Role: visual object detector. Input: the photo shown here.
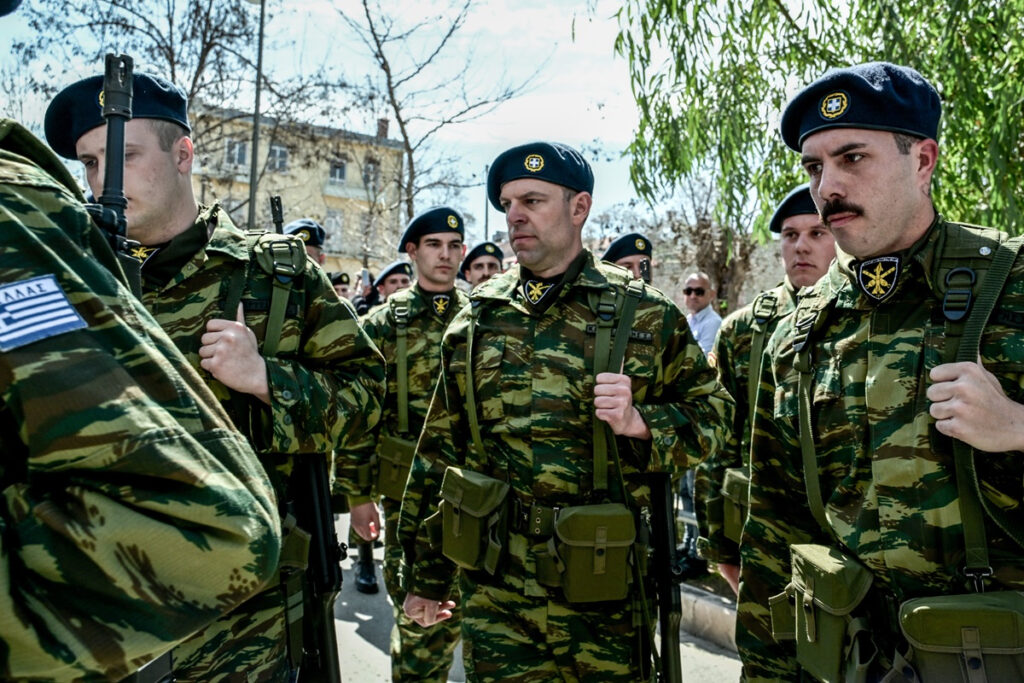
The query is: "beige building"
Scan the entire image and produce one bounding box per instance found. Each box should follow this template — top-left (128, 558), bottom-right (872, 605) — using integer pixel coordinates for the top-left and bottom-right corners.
top-left (191, 108), bottom-right (405, 278)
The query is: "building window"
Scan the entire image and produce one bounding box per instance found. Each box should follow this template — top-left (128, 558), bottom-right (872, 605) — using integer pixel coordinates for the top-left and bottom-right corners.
top-left (329, 160), bottom-right (347, 184)
top-left (362, 157), bottom-right (380, 189)
top-left (225, 139), bottom-right (247, 168)
top-left (268, 144), bottom-right (289, 172)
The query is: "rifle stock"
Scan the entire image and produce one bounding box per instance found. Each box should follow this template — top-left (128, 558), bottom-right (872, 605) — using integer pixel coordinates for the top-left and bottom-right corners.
top-left (649, 471), bottom-right (683, 683)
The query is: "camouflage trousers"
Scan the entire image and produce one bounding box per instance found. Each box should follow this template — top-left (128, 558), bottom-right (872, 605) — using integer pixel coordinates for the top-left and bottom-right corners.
top-left (171, 584), bottom-right (291, 682)
top-left (458, 532), bottom-right (645, 683)
top-left (382, 497), bottom-right (461, 682)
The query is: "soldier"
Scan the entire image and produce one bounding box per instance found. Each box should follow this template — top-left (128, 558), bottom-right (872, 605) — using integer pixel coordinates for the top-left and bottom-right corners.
top-left (45, 71), bottom-right (386, 682)
top-left (0, 42), bottom-right (280, 681)
top-left (601, 231), bottom-right (652, 282)
top-left (400, 141), bottom-right (731, 681)
top-left (682, 271), bottom-right (721, 355)
top-left (338, 206), bottom-right (468, 681)
top-left (739, 62), bottom-right (1024, 681)
top-left (375, 259), bottom-right (414, 301)
top-left (459, 240), bottom-right (504, 287)
top-left (285, 217), bottom-right (328, 266)
top-left (331, 271), bottom-right (351, 299)
top-left (695, 184), bottom-right (835, 595)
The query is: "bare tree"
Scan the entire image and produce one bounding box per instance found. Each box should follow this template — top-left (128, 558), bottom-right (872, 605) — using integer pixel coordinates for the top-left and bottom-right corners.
top-left (335, 0), bottom-right (543, 222)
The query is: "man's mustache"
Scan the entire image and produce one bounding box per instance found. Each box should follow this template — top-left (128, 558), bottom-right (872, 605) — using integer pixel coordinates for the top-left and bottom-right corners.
top-left (820, 199), bottom-right (864, 226)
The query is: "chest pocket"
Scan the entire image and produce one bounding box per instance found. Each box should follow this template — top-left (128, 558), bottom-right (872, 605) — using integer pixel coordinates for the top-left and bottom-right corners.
top-left (452, 335), bottom-right (506, 422)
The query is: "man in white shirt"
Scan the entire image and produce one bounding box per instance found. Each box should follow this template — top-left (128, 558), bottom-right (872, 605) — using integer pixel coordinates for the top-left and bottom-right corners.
top-left (684, 271), bottom-right (722, 355)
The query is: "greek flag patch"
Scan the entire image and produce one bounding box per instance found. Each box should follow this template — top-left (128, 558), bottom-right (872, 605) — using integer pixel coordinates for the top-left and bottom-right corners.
top-left (0, 275), bottom-right (87, 351)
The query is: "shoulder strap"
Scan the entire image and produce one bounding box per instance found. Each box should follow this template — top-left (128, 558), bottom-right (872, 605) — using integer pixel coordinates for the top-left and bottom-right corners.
top-left (248, 231), bottom-right (307, 358)
top-left (464, 301), bottom-right (488, 462)
top-left (390, 296), bottom-right (411, 435)
top-left (746, 290), bottom-right (781, 412)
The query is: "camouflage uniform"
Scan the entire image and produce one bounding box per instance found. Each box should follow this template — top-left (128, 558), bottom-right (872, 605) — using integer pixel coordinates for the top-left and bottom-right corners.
top-left (400, 251), bottom-right (731, 682)
top-left (138, 204), bottom-right (386, 682)
top-left (695, 279), bottom-right (796, 566)
top-left (738, 219), bottom-right (1024, 680)
top-left (336, 283), bottom-right (467, 681)
top-left (0, 119), bottom-right (281, 680)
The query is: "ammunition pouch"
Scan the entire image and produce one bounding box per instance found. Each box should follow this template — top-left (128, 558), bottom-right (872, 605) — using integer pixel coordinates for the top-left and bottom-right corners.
top-left (896, 591), bottom-right (1024, 682)
top-left (722, 466), bottom-right (749, 544)
top-left (438, 466), bottom-right (509, 574)
top-left (770, 543), bottom-right (876, 682)
top-left (375, 434), bottom-right (416, 501)
top-left (539, 503), bottom-right (637, 603)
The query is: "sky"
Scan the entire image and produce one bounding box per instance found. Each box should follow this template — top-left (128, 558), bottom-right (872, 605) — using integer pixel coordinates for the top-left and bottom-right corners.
top-left (0, 0), bottom-right (646, 243)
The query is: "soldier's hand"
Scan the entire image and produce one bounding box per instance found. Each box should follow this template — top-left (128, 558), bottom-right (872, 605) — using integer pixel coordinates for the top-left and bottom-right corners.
top-left (350, 501), bottom-right (381, 541)
top-left (403, 593), bottom-right (455, 628)
top-left (199, 304), bottom-right (271, 404)
top-left (594, 372), bottom-right (651, 439)
top-left (927, 357), bottom-right (1024, 451)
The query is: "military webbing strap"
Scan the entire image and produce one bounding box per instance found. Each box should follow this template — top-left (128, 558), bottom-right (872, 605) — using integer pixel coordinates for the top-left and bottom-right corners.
top-left (949, 235), bottom-right (1024, 588)
top-left (390, 298), bottom-right (411, 435)
top-left (592, 279), bottom-right (644, 496)
top-left (747, 291), bottom-right (780, 413)
top-left (464, 302), bottom-right (488, 462)
top-left (256, 235), bottom-right (306, 357)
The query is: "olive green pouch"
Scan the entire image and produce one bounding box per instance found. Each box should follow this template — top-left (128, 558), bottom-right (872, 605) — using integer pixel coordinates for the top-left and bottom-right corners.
top-left (375, 434), bottom-right (416, 501)
top-left (439, 466), bottom-right (509, 574)
top-left (898, 591), bottom-right (1024, 682)
top-left (722, 467), bottom-right (749, 544)
top-left (550, 503), bottom-right (636, 603)
top-left (772, 543), bottom-right (875, 683)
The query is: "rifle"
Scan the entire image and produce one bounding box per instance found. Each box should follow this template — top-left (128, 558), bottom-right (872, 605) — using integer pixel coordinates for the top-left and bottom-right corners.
top-left (84, 53), bottom-right (144, 297)
top-left (291, 453), bottom-right (345, 683)
top-left (648, 471), bottom-right (683, 683)
top-left (270, 195), bottom-right (284, 234)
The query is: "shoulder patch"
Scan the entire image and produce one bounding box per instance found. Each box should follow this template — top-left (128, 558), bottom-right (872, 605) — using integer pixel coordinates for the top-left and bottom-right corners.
top-left (0, 275), bottom-right (87, 351)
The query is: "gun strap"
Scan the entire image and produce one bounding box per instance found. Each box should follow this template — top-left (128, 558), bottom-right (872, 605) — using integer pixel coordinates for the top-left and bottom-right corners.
top-left (464, 301), bottom-right (488, 461)
top-left (390, 297), bottom-right (411, 434)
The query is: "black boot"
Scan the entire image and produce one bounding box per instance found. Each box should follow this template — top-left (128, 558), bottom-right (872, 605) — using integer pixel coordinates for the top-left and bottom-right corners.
top-left (353, 542), bottom-right (378, 594)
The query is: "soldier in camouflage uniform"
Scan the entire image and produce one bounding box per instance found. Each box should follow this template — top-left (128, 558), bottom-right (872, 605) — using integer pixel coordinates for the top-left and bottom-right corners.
top-left (337, 207), bottom-right (468, 681)
top-left (695, 184), bottom-right (834, 595)
top-left (459, 241), bottom-right (504, 288)
top-left (45, 72), bottom-right (386, 682)
top-left (400, 142), bottom-right (731, 682)
top-left (739, 62), bottom-right (1024, 680)
top-left (0, 110), bottom-right (281, 678)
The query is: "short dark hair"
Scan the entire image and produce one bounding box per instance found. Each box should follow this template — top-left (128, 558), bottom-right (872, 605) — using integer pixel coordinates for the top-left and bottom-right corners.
top-left (148, 119), bottom-right (189, 152)
top-left (892, 131), bottom-right (923, 155)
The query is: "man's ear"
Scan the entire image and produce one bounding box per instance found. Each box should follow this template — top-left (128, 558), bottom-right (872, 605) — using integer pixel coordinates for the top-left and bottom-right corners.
top-left (176, 136), bottom-right (195, 174)
top-left (571, 191), bottom-right (592, 228)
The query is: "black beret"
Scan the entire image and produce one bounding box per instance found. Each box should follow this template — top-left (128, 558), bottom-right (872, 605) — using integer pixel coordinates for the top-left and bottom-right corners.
top-left (769, 184), bottom-right (818, 233)
top-left (602, 232), bottom-right (652, 263)
top-left (373, 260), bottom-right (413, 288)
top-left (780, 62), bottom-right (940, 151)
top-left (284, 218), bottom-right (326, 247)
top-left (487, 141), bottom-right (594, 211)
top-left (0, 0), bottom-right (22, 18)
top-left (460, 241), bottom-right (504, 275)
top-left (45, 72), bottom-right (191, 159)
top-left (330, 272), bottom-right (350, 286)
top-left (398, 206), bottom-right (465, 253)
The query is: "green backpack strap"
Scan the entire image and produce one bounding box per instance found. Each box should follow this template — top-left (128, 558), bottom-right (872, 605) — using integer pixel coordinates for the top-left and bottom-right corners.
top-left (464, 301), bottom-right (489, 463)
top-left (248, 231), bottom-right (308, 357)
top-left (390, 297), bottom-right (411, 435)
top-left (747, 290), bottom-right (781, 412)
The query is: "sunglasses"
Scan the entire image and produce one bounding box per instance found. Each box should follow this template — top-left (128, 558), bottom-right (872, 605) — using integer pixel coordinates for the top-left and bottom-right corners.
top-left (683, 287), bottom-right (706, 296)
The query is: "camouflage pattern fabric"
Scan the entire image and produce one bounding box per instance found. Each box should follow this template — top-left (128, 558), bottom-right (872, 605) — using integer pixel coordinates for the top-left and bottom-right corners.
top-left (336, 283), bottom-right (466, 681)
top-left (0, 118), bottom-right (281, 681)
top-left (695, 280), bottom-right (796, 566)
top-left (400, 251), bottom-right (732, 680)
top-left (738, 218), bottom-right (1024, 681)
top-left (139, 204), bottom-right (385, 682)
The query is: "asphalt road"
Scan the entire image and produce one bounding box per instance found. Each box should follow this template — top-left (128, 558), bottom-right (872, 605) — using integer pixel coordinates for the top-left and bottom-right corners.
top-left (331, 517), bottom-right (742, 682)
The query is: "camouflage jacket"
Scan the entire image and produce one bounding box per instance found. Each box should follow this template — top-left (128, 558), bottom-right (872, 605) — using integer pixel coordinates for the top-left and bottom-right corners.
top-left (139, 205), bottom-right (386, 494)
top-left (738, 218), bottom-right (1024, 681)
top-left (0, 120), bottom-right (280, 680)
top-left (696, 279), bottom-right (797, 565)
top-left (334, 283), bottom-right (469, 504)
top-left (400, 250), bottom-right (732, 600)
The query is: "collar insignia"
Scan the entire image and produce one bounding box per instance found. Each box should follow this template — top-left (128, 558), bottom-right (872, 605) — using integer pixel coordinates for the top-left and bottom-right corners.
top-left (129, 244), bottom-right (161, 263)
top-left (431, 294), bottom-right (451, 316)
top-left (523, 279), bottom-right (554, 305)
top-left (857, 255), bottom-right (900, 301)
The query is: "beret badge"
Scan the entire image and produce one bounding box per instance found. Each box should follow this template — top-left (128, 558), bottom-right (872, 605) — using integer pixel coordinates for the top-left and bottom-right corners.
top-left (819, 91), bottom-right (849, 120)
top-left (447, 214), bottom-right (459, 228)
top-left (524, 154), bottom-right (544, 172)
top-left (635, 238), bottom-right (646, 251)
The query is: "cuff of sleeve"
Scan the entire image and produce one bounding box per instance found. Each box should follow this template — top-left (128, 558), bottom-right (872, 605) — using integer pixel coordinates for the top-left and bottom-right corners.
top-left (348, 494), bottom-right (375, 507)
top-left (635, 403), bottom-right (686, 471)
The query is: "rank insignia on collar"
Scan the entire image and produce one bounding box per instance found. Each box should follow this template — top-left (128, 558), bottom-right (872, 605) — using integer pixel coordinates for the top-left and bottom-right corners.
top-left (431, 294), bottom-right (451, 316)
top-left (523, 279), bottom-right (553, 305)
top-left (857, 255), bottom-right (900, 301)
top-left (129, 244), bottom-right (161, 263)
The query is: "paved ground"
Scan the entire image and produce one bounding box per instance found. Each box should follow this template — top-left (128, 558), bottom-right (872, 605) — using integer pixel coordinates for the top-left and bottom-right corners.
top-left (331, 517), bottom-right (741, 682)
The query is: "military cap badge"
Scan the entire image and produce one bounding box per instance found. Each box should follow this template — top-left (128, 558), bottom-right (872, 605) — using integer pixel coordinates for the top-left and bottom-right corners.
top-left (447, 214), bottom-right (459, 228)
top-left (635, 238), bottom-right (646, 251)
top-left (524, 154), bottom-right (545, 172)
top-left (857, 255), bottom-right (900, 301)
top-left (485, 244), bottom-right (496, 254)
top-left (819, 91), bottom-right (849, 120)
top-left (296, 229), bottom-right (312, 243)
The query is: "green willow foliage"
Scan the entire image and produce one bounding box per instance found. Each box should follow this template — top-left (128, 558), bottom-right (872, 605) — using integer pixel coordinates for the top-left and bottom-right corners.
top-left (615, 0), bottom-right (1024, 238)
